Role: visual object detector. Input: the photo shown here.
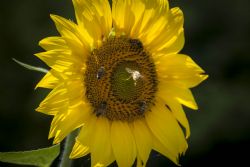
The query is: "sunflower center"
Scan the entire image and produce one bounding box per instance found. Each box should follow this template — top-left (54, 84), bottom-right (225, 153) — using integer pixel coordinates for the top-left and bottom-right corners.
top-left (111, 61), bottom-right (143, 102)
top-left (85, 37), bottom-right (157, 121)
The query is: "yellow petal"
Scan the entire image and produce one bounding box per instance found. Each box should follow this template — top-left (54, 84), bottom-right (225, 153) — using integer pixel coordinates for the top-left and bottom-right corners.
top-left (34, 49), bottom-right (74, 73)
top-left (136, 11), bottom-right (168, 48)
top-left (144, 0), bottom-right (169, 11)
top-left (70, 115), bottom-right (96, 158)
top-left (136, 156), bottom-right (144, 167)
top-left (39, 36), bottom-right (67, 51)
top-left (50, 14), bottom-right (83, 43)
top-left (152, 136), bottom-right (179, 165)
top-left (112, 0), bottom-right (145, 36)
top-left (36, 83), bottom-right (68, 115)
top-left (61, 36), bottom-right (87, 63)
top-left (70, 140), bottom-right (90, 159)
top-left (48, 113), bottom-right (64, 139)
top-left (112, 0), bottom-right (169, 38)
top-left (50, 102), bottom-right (92, 144)
top-left (35, 70), bottom-right (59, 89)
top-left (65, 78), bottom-right (85, 106)
top-left (90, 117), bottom-right (114, 167)
top-left (145, 98), bottom-right (188, 164)
top-left (158, 83), bottom-right (198, 110)
top-left (131, 8), bottom-right (155, 38)
top-left (48, 14), bottom-right (91, 65)
top-left (50, 14), bottom-right (92, 51)
top-left (156, 54), bottom-right (208, 89)
top-left (39, 17), bottom-right (90, 64)
top-left (127, 1), bottom-right (183, 56)
top-left (112, 0), bottom-right (132, 35)
top-left (139, 16), bottom-right (167, 45)
top-left (111, 121), bottom-right (136, 167)
top-left (163, 97), bottom-right (190, 138)
top-left (148, 7), bottom-right (184, 55)
top-left (48, 78), bottom-right (91, 143)
top-left (132, 120), bottom-right (152, 167)
top-left (73, 0), bottom-right (112, 45)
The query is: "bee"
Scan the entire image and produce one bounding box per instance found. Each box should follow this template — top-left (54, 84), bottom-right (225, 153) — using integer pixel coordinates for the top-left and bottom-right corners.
top-left (129, 39), bottom-right (143, 49)
top-left (138, 100), bottom-right (147, 114)
top-left (97, 66), bottom-right (105, 79)
top-left (125, 67), bottom-right (144, 86)
top-left (95, 101), bottom-right (107, 117)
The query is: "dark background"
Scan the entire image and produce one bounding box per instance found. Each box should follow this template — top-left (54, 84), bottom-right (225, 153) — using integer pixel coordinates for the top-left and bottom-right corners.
top-left (0, 0), bottom-right (249, 166)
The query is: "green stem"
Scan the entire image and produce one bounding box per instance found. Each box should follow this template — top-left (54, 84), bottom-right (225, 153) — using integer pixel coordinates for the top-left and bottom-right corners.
top-left (12, 58), bottom-right (48, 73)
top-left (59, 130), bottom-right (78, 167)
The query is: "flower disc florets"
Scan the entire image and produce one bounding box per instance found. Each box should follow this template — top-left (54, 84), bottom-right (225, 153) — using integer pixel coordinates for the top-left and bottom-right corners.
top-left (85, 37), bottom-right (157, 121)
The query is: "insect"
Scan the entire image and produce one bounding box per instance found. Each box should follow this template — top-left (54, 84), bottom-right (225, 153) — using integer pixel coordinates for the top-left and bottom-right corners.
top-left (97, 66), bottom-right (105, 79)
top-left (125, 67), bottom-right (144, 86)
top-left (129, 39), bottom-right (143, 49)
top-left (138, 100), bottom-right (147, 114)
top-left (95, 101), bottom-right (107, 117)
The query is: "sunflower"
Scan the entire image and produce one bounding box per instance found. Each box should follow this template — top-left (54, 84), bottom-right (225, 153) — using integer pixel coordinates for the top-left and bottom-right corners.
top-left (35, 0), bottom-right (207, 166)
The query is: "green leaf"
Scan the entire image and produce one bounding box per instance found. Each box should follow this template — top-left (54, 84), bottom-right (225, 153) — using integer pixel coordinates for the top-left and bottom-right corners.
top-left (0, 144), bottom-right (60, 167)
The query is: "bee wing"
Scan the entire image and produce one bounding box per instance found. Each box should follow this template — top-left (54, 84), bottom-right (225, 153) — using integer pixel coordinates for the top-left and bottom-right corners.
top-left (125, 67), bottom-right (134, 74)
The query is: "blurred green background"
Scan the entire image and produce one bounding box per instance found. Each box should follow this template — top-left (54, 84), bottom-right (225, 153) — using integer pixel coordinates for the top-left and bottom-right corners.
top-left (0, 0), bottom-right (249, 166)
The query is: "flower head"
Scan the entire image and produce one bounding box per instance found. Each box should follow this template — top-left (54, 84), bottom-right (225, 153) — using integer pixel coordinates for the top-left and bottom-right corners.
top-left (35, 0), bottom-right (207, 166)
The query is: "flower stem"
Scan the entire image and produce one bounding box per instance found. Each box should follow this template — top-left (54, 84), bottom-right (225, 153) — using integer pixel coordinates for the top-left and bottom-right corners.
top-left (59, 130), bottom-right (78, 167)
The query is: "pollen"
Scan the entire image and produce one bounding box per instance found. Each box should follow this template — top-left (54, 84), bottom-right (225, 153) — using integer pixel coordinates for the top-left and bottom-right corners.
top-left (84, 37), bottom-right (158, 121)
